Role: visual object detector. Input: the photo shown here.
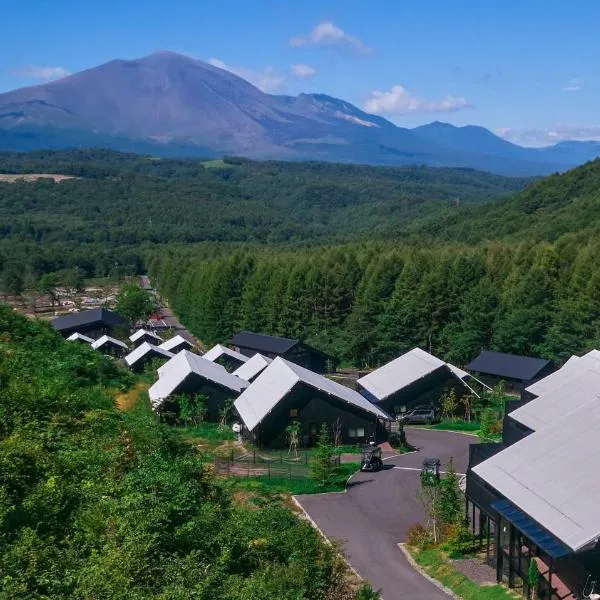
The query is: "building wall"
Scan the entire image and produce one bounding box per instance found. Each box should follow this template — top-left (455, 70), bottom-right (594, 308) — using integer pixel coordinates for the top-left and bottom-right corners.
top-left (367, 368), bottom-right (467, 417)
top-left (235, 344), bottom-right (331, 373)
top-left (243, 384), bottom-right (386, 448)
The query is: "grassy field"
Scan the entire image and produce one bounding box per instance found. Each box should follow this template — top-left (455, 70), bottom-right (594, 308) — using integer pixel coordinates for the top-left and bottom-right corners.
top-left (410, 547), bottom-right (520, 600)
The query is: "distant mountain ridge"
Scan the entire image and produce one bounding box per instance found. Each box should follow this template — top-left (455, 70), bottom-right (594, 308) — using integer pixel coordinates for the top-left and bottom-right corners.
top-left (1, 51), bottom-right (599, 176)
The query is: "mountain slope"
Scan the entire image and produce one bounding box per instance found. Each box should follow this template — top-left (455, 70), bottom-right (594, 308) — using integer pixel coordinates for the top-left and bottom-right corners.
top-left (409, 158), bottom-right (600, 243)
top-left (0, 52), bottom-right (598, 175)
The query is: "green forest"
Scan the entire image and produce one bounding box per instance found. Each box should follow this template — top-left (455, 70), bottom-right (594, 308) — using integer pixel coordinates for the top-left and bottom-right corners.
top-left (0, 149), bottom-right (528, 290)
top-left (0, 305), bottom-right (369, 599)
top-left (1, 149), bottom-right (600, 368)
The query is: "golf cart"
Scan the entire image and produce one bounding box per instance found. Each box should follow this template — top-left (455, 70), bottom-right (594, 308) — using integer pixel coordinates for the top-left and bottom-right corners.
top-left (360, 444), bottom-right (383, 472)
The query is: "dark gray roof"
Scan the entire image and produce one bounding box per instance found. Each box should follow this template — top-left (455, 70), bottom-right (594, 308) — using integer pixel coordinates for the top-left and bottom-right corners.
top-left (466, 350), bottom-right (551, 382)
top-left (231, 331), bottom-right (300, 355)
top-left (51, 308), bottom-right (127, 333)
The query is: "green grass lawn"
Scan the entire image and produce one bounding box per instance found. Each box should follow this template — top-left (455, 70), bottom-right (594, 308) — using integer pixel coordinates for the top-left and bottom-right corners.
top-left (410, 547), bottom-right (519, 599)
top-left (227, 462), bottom-right (361, 495)
top-left (172, 422), bottom-right (236, 456)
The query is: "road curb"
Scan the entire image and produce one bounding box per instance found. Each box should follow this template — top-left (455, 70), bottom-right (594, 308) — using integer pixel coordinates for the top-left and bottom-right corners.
top-left (397, 544), bottom-right (457, 599)
top-left (407, 426), bottom-right (479, 438)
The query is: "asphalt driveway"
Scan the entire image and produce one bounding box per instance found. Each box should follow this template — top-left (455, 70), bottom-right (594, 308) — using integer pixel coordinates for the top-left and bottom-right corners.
top-left (295, 428), bottom-right (476, 600)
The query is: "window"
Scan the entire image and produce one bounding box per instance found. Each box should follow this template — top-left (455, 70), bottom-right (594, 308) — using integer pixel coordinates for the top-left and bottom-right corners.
top-left (348, 428), bottom-right (357, 438)
top-left (356, 427), bottom-right (365, 438)
top-left (289, 408), bottom-right (298, 417)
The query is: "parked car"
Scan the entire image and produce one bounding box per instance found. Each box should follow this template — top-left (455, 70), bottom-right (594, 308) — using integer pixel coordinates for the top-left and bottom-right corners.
top-left (400, 407), bottom-right (438, 425)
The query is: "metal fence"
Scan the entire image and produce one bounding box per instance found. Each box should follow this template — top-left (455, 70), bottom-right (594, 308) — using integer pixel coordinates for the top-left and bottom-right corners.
top-left (214, 449), bottom-right (340, 480)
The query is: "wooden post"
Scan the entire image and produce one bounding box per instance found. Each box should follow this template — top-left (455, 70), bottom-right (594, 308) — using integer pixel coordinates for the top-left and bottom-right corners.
top-left (472, 503), bottom-right (476, 535)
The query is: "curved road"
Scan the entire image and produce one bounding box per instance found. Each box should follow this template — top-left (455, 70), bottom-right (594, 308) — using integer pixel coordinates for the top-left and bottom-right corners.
top-left (295, 428), bottom-right (476, 600)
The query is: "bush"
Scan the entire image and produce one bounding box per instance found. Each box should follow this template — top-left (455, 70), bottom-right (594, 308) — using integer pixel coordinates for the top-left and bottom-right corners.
top-left (407, 523), bottom-right (432, 550)
top-left (442, 522), bottom-right (479, 558)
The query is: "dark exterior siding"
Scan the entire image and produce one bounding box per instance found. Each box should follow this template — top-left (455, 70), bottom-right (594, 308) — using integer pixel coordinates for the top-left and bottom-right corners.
top-left (241, 382), bottom-right (387, 448)
top-left (365, 367), bottom-right (468, 417)
top-left (235, 343), bottom-right (330, 373)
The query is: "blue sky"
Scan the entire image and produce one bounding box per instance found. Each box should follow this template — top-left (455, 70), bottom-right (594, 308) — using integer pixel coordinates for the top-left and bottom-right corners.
top-left (2, 0), bottom-right (599, 146)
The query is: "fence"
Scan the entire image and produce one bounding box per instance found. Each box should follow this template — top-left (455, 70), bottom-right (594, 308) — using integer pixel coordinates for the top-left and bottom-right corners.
top-left (214, 449), bottom-right (340, 480)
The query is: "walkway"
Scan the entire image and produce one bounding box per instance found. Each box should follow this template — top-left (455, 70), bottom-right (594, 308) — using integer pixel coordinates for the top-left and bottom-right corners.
top-left (295, 428), bottom-right (476, 600)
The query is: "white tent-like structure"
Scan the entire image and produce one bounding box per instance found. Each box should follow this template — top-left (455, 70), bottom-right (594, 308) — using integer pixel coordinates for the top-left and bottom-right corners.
top-left (149, 350), bottom-right (248, 410)
top-left (125, 342), bottom-right (174, 371)
top-left (234, 357), bottom-right (391, 446)
top-left (474, 398), bottom-right (600, 554)
top-left (66, 332), bottom-right (94, 344)
top-left (524, 349), bottom-right (600, 398)
top-left (129, 328), bottom-right (163, 346)
top-left (509, 367), bottom-right (600, 432)
top-left (203, 344), bottom-right (248, 367)
top-left (232, 353), bottom-right (272, 382)
top-left (91, 335), bottom-right (128, 356)
top-left (158, 335), bottom-right (195, 354)
top-left (356, 348), bottom-right (481, 414)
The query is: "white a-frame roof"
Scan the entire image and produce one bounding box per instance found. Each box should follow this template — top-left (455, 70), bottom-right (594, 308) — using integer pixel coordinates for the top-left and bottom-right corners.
top-left (203, 344), bottom-right (248, 364)
top-left (149, 350), bottom-right (248, 408)
top-left (129, 328), bottom-right (163, 344)
top-left (357, 347), bottom-right (471, 402)
top-left (474, 398), bottom-right (600, 553)
top-left (67, 332), bottom-right (94, 343)
top-left (510, 367), bottom-right (600, 432)
top-left (524, 349), bottom-right (600, 398)
top-left (125, 342), bottom-right (174, 368)
top-left (158, 334), bottom-right (194, 353)
top-left (233, 353), bottom-right (272, 381)
top-left (91, 335), bottom-right (128, 351)
top-left (235, 357), bottom-right (392, 433)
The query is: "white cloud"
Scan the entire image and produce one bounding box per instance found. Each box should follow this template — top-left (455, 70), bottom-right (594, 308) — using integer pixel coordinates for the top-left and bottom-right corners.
top-left (364, 84), bottom-right (470, 116)
top-left (289, 21), bottom-right (372, 55)
top-left (208, 58), bottom-right (285, 93)
top-left (562, 77), bottom-right (583, 92)
top-left (291, 63), bottom-right (316, 79)
top-left (11, 65), bottom-right (70, 80)
top-left (496, 125), bottom-right (600, 147)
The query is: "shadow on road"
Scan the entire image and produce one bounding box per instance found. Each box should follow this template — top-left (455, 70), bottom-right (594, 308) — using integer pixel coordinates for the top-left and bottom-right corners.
top-left (346, 478), bottom-right (374, 489)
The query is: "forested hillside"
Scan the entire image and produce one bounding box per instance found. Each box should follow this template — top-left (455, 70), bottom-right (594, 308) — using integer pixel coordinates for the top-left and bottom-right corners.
top-left (0, 149), bottom-right (529, 288)
top-left (0, 306), bottom-right (363, 599)
top-left (149, 236), bottom-right (600, 367)
top-left (410, 158), bottom-right (600, 243)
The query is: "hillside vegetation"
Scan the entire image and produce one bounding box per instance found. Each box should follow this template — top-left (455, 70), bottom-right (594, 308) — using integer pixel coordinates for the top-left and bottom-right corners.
top-left (0, 149), bottom-right (529, 287)
top-left (0, 306), bottom-right (362, 599)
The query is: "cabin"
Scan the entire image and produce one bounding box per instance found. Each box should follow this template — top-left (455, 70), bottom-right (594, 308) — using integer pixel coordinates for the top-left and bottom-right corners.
top-left (52, 308), bottom-right (128, 339)
top-left (356, 348), bottom-right (478, 418)
top-left (125, 342), bottom-right (173, 372)
top-left (232, 353), bottom-right (272, 382)
top-left (90, 335), bottom-right (129, 358)
top-left (158, 334), bottom-right (195, 354)
top-left (466, 350), bottom-right (552, 393)
top-left (203, 344), bottom-right (248, 372)
top-left (234, 357), bottom-right (391, 448)
top-left (129, 328), bottom-right (163, 347)
top-left (231, 331), bottom-right (335, 374)
top-left (465, 351), bottom-right (600, 599)
top-left (149, 351), bottom-right (248, 421)
top-left (66, 332), bottom-right (94, 344)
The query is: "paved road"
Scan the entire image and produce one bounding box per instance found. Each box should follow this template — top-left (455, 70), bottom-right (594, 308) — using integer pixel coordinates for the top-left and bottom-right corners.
top-left (140, 276), bottom-right (205, 349)
top-left (295, 428), bottom-right (476, 600)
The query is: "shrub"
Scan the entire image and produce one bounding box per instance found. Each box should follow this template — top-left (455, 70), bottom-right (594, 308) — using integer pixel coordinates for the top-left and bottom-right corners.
top-left (407, 523), bottom-right (432, 549)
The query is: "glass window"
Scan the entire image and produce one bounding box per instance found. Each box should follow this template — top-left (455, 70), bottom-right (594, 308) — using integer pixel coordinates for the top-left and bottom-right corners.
top-left (289, 409), bottom-right (298, 417)
top-left (356, 427), bottom-right (365, 437)
top-left (348, 428), bottom-right (357, 438)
